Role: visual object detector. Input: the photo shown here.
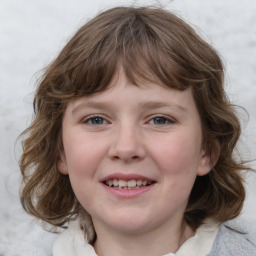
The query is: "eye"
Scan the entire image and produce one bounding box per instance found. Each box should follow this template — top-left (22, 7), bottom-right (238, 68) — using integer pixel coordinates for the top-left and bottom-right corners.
top-left (83, 116), bottom-right (108, 125)
top-left (149, 116), bottom-right (175, 125)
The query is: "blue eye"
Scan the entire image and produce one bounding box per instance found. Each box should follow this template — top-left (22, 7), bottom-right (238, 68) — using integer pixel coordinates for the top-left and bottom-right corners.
top-left (84, 116), bottom-right (106, 125)
top-left (153, 117), bottom-right (167, 125)
top-left (149, 116), bottom-right (174, 125)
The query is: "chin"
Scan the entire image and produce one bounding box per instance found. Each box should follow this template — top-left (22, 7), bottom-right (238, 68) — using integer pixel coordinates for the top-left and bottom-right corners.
top-left (103, 210), bottom-right (156, 234)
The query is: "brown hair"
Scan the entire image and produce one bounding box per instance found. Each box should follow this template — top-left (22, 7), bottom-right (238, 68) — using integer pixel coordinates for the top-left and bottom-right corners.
top-left (20, 6), bottom-right (252, 239)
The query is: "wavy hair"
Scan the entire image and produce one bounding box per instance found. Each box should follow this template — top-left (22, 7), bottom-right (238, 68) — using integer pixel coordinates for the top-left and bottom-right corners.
top-left (20, 6), bottom-right (252, 241)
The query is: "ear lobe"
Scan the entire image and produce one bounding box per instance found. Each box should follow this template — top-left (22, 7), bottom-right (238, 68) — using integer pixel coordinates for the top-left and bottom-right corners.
top-left (197, 140), bottom-right (220, 176)
top-left (57, 154), bottom-right (69, 175)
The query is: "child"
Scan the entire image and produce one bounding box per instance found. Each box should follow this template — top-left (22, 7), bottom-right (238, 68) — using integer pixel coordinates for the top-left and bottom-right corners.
top-left (19, 6), bottom-right (256, 256)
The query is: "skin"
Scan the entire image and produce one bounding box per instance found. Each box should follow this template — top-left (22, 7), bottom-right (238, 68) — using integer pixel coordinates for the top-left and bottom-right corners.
top-left (58, 67), bottom-right (215, 256)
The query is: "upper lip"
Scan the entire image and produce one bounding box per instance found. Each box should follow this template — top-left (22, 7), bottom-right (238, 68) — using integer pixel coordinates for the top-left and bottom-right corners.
top-left (100, 173), bottom-right (155, 182)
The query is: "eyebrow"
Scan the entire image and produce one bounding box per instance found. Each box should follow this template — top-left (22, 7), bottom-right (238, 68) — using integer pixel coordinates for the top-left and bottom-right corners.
top-left (72, 100), bottom-right (188, 114)
top-left (140, 101), bottom-right (187, 112)
top-left (72, 101), bottom-right (110, 114)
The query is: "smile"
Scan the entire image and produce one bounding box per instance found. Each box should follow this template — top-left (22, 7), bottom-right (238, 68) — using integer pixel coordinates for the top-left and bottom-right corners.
top-left (101, 173), bottom-right (156, 197)
top-left (104, 179), bottom-right (153, 189)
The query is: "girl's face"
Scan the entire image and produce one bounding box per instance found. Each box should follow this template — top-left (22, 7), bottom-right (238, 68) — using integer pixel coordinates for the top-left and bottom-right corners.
top-left (58, 68), bottom-right (212, 237)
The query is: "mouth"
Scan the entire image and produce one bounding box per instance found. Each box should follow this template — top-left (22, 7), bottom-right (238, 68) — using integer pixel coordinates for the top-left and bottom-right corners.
top-left (103, 179), bottom-right (154, 190)
top-left (101, 173), bottom-right (156, 190)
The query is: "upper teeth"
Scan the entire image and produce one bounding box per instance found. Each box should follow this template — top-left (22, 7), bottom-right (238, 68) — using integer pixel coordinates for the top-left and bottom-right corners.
top-left (105, 179), bottom-right (152, 189)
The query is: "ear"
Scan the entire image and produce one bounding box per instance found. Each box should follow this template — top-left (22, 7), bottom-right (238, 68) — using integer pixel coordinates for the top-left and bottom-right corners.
top-left (197, 140), bottom-right (220, 176)
top-left (57, 153), bottom-right (69, 175)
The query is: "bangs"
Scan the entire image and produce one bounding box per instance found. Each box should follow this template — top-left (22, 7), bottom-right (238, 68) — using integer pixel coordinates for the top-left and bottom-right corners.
top-left (48, 7), bottom-right (220, 102)
top-left (64, 7), bottom-right (200, 98)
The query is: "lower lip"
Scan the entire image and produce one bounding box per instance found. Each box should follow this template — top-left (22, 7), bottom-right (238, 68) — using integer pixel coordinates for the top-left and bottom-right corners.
top-left (102, 183), bottom-right (155, 198)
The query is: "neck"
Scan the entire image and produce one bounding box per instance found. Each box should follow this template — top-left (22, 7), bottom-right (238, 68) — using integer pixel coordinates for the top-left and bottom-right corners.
top-left (93, 218), bottom-right (195, 256)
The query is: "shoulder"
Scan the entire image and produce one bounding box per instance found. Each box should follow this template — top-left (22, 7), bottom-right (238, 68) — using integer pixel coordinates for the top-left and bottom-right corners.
top-left (208, 221), bottom-right (256, 256)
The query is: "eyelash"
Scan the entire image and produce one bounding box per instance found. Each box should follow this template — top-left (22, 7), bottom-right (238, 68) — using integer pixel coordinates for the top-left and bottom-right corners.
top-left (148, 115), bottom-right (175, 126)
top-left (82, 115), bottom-right (109, 125)
top-left (81, 115), bottom-right (175, 126)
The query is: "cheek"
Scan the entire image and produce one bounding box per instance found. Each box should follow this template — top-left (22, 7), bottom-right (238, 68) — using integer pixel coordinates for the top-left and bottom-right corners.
top-left (63, 133), bottom-right (106, 174)
top-left (63, 139), bottom-right (102, 208)
top-left (150, 132), bottom-right (202, 175)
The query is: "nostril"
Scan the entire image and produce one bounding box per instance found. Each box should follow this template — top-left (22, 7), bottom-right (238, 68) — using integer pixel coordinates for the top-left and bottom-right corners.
top-left (112, 155), bottom-right (140, 161)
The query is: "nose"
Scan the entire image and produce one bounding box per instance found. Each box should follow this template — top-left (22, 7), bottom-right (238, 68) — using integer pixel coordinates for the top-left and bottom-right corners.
top-left (108, 123), bottom-right (146, 162)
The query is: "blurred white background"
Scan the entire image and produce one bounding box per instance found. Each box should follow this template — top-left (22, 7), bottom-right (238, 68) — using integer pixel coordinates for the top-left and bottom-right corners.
top-left (0, 0), bottom-right (255, 255)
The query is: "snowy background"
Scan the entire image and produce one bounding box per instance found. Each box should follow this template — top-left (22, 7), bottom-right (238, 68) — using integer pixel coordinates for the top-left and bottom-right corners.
top-left (0, 0), bottom-right (255, 255)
